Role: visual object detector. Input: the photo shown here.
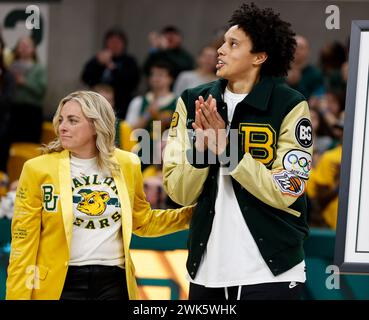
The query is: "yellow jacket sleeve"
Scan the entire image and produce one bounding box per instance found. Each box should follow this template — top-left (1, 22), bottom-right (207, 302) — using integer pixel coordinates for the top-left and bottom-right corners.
top-left (132, 155), bottom-right (194, 237)
top-left (230, 101), bottom-right (313, 215)
top-left (6, 162), bottom-right (42, 300)
top-left (163, 98), bottom-right (209, 206)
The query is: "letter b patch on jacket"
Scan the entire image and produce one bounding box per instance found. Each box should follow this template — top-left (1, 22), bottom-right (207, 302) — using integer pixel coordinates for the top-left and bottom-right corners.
top-left (239, 123), bottom-right (277, 166)
top-left (41, 184), bottom-right (59, 212)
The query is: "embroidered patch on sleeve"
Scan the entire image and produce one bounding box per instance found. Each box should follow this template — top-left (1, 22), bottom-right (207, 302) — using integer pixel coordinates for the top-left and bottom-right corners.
top-left (273, 170), bottom-right (306, 197)
top-left (16, 187), bottom-right (28, 200)
top-left (41, 184), bottom-right (59, 212)
top-left (282, 149), bottom-right (312, 179)
top-left (295, 118), bottom-right (313, 148)
top-left (13, 227), bottom-right (28, 240)
top-left (169, 112), bottom-right (179, 137)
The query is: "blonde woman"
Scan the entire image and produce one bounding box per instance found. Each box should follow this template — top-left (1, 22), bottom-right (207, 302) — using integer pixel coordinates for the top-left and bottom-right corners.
top-left (6, 91), bottom-right (193, 300)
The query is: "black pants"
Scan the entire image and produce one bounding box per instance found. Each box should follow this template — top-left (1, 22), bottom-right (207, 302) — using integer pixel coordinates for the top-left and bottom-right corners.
top-left (60, 265), bottom-right (129, 300)
top-left (189, 281), bottom-right (304, 300)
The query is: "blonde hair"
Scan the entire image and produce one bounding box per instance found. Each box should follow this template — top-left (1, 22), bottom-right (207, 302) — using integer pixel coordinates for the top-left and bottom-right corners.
top-left (42, 90), bottom-right (119, 173)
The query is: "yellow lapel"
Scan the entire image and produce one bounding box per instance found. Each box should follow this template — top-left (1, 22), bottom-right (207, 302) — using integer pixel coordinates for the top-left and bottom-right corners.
top-left (111, 153), bottom-right (133, 247)
top-left (58, 150), bottom-right (74, 251)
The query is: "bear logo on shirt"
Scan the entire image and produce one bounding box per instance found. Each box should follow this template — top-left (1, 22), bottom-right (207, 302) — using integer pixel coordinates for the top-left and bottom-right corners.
top-left (77, 191), bottom-right (110, 216)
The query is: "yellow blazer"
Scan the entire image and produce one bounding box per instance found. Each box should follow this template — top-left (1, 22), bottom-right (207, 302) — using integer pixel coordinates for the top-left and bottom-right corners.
top-left (6, 149), bottom-right (193, 300)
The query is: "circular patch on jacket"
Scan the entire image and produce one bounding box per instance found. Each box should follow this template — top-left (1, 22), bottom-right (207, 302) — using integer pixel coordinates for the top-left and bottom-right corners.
top-left (295, 118), bottom-right (313, 148)
top-left (283, 149), bottom-right (312, 179)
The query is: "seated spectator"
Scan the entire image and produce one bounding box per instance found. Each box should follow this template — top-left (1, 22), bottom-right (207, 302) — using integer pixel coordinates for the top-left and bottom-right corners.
top-left (92, 83), bottom-right (115, 107)
top-left (173, 45), bottom-right (218, 96)
top-left (92, 83), bottom-right (136, 152)
top-left (8, 36), bottom-right (46, 143)
top-left (319, 41), bottom-right (347, 94)
top-left (126, 61), bottom-right (176, 167)
top-left (142, 132), bottom-right (179, 209)
top-left (307, 113), bottom-right (344, 228)
top-left (126, 61), bottom-right (176, 131)
top-left (0, 179), bottom-right (18, 219)
top-left (1, 37), bottom-right (14, 67)
top-left (0, 171), bottom-right (9, 198)
top-left (0, 36), bottom-right (15, 174)
top-left (310, 106), bottom-right (335, 165)
top-left (312, 90), bottom-right (345, 129)
top-left (143, 175), bottom-right (166, 209)
top-left (143, 26), bottom-right (194, 80)
top-left (286, 35), bottom-right (325, 100)
top-left (306, 106), bottom-right (338, 225)
top-left (81, 27), bottom-right (140, 119)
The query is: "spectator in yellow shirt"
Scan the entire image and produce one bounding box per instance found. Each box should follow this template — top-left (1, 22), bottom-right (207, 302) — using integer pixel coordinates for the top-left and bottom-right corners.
top-left (308, 114), bottom-right (344, 228)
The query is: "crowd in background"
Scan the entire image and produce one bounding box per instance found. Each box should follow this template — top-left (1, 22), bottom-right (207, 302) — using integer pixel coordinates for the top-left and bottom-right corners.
top-left (0, 25), bottom-right (348, 230)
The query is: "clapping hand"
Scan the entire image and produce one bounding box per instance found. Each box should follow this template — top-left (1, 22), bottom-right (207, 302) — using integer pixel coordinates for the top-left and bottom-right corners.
top-left (192, 95), bottom-right (227, 155)
top-left (97, 49), bottom-right (115, 69)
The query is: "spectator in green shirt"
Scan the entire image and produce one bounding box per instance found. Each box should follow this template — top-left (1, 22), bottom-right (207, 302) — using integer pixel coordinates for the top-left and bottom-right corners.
top-left (287, 35), bottom-right (325, 100)
top-left (9, 36), bottom-right (47, 143)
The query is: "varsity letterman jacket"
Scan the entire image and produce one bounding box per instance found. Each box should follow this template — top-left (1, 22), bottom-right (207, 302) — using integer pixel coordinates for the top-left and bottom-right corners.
top-left (163, 77), bottom-right (313, 279)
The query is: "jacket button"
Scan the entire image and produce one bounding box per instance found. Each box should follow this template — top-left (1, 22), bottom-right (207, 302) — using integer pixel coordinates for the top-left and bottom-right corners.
top-left (209, 210), bottom-right (213, 214)
top-left (258, 238), bottom-right (264, 242)
top-left (193, 262), bottom-right (197, 267)
top-left (211, 176), bottom-right (215, 180)
top-left (191, 271), bottom-right (195, 276)
top-left (200, 242), bottom-right (204, 247)
top-left (269, 259), bottom-right (273, 263)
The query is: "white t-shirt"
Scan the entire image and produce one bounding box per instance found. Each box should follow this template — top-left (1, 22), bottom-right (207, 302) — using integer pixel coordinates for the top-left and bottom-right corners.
top-left (69, 155), bottom-right (125, 268)
top-left (190, 87), bottom-right (305, 287)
